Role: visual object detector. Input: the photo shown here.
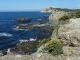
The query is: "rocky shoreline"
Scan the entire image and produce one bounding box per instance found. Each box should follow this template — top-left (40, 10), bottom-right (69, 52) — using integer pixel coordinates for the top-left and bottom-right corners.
top-left (0, 8), bottom-right (80, 60)
top-left (0, 17), bottom-right (53, 56)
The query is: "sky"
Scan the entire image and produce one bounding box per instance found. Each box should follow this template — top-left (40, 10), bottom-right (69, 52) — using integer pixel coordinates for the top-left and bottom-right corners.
top-left (0, 0), bottom-right (80, 12)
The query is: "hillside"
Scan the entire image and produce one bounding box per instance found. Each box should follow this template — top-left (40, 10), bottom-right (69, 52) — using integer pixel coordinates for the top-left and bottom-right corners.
top-left (41, 6), bottom-right (80, 13)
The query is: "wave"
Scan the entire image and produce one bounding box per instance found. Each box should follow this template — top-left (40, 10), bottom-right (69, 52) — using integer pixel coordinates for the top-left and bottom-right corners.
top-left (0, 33), bottom-right (13, 37)
top-left (19, 38), bottom-right (37, 43)
top-left (13, 27), bottom-right (29, 31)
top-left (29, 38), bottom-right (36, 41)
top-left (19, 40), bottom-right (28, 43)
top-left (7, 48), bottom-right (11, 54)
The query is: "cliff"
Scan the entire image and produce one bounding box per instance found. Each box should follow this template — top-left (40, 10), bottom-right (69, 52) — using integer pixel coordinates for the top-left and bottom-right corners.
top-left (41, 6), bottom-right (54, 13)
top-left (50, 18), bottom-right (80, 59)
top-left (41, 7), bottom-right (80, 13)
top-left (1, 8), bottom-right (80, 60)
top-left (49, 10), bottom-right (68, 28)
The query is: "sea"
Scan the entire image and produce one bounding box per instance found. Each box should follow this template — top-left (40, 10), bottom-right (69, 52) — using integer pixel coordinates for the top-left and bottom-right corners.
top-left (0, 11), bottom-right (51, 50)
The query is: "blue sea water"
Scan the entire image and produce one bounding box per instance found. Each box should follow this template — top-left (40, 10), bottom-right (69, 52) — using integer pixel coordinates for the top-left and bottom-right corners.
top-left (0, 11), bottom-right (51, 50)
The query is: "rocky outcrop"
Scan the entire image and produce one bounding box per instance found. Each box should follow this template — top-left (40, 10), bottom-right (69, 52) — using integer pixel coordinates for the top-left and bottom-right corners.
top-left (51, 18), bottom-right (80, 56)
top-left (49, 10), bottom-right (68, 28)
top-left (41, 6), bottom-right (54, 13)
top-left (16, 18), bottom-right (31, 22)
top-left (14, 24), bottom-right (53, 33)
top-left (54, 18), bottom-right (80, 46)
top-left (14, 24), bottom-right (50, 30)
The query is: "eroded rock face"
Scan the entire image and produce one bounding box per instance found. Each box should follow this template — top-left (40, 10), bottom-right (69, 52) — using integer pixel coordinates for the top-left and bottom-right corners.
top-left (51, 18), bottom-right (80, 56)
top-left (49, 11), bottom-right (68, 28)
top-left (56, 18), bottom-right (80, 47)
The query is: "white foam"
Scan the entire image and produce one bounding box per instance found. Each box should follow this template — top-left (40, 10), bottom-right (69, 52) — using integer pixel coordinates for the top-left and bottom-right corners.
top-left (0, 33), bottom-right (13, 37)
top-left (7, 48), bottom-right (11, 53)
top-left (29, 38), bottom-right (36, 41)
top-left (13, 27), bottom-right (29, 31)
top-left (19, 40), bottom-right (28, 43)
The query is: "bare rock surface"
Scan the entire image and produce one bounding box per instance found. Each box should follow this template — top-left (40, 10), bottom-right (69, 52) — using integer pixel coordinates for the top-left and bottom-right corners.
top-left (51, 18), bottom-right (80, 56)
top-left (62, 46), bottom-right (80, 56)
top-left (0, 53), bottom-right (80, 60)
top-left (49, 11), bottom-right (68, 28)
top-left (57, 18), bottom-right (80, 46)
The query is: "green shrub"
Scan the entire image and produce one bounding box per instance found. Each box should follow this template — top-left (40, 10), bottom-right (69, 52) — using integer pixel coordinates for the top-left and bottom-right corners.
top-left (75, 11), bottom-right (80, 14)
top-left (59, 16), bottom-right (70, 21)
top-left (42, 40), bottom-right (63, 56)
top-left (37, 36), bottom-right (51, 48)
top-left (59, 14), bottom-right (72, 24)
top-left (72, 11), bottom-right (80, 18)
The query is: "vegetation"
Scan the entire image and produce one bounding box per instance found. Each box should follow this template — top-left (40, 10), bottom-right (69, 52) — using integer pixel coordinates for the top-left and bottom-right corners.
top-left (41, 40), bottom-right (63, 56)
top-left (54, 8), bottom-right (80, 12)
top-left (74, 11), bottom-right (80, 18)
top-left (37, 36), bottom-right (51, 48)
top-left (59, 14), bottom-right (72, 20)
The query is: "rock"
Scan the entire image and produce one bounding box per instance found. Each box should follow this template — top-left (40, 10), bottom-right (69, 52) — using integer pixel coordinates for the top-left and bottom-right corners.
top-left (10, 48), bottom-right (20, 54)
top-left (55, 18), bottom-right (80, 47)
top-left (15, 41), bottom-right (39, 55)
top-left (41, 6), bottom-right (54, 13)
top-left (16, 18), bottom-right (31, 22)
top-left (62, 46), bottom-right (80, 56)
top-left (2, 50), bottom-right (7, 55)
top-left (49, 10), bottom-right (68, 28)
top-left (0, 51), bottom-right (3, 56)
top-left (14, 24), bottom-right (50, 31)
top-left (39, 20), bottom-right (47, 24)
top-left (39, 26), bottom-right (53, 33)
top-left (14, 24), bottom-right (28, 30)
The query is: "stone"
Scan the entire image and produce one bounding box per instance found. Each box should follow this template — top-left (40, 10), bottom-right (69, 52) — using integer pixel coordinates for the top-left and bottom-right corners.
top-left (0, 52), bottom-right (3, 56)
top-left (51, 18), bottom-right (80, 47)
top-left (49, 11), bottom-right (68, 28)
top-left (15, 41), bottom-right (39, 55)
top-left (16, 18), bottom-right (31, 22)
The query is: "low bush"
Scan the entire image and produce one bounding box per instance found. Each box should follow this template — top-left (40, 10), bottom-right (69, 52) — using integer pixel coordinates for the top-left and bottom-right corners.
top-left (59, 16), bottom-right (70, 21)
top-left (42, 40), bottom-right (63, 56)
top-left (59, 14), bottom-right (73, 24)
top-left (74, 12), bottom-right (80, 18)
top-left (37, 36), bottom-right (51, 48)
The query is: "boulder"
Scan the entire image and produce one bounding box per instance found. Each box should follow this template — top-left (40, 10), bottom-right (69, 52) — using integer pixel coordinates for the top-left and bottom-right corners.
top-left (10, 48), bottom-right (20, 54)
top-left (15, 41), bottom-right (39, 55)
top-left (16, 18), bottom-right (31, 22)
top-left (0, 51), bottom-right (3, 56)
top-left (2, 50), bottom-right (7, 55)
